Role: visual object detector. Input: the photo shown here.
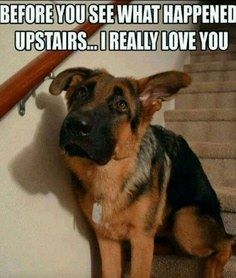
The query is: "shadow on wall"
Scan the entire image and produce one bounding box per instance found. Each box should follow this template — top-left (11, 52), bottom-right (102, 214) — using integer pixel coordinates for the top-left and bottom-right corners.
top-left (9, 92), bottom-right (100, 278)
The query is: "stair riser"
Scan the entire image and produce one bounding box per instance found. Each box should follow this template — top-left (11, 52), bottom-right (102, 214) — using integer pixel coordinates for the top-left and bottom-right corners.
top-left (175, 93), bottom-right (236, 109)
top-left (189, 71), bottom-right (236, 82)
top-left (191, 53), bottom-right (236, 63)
top-left (166, 121), bottom-right (236, 142)
top-left (200, 158), bottom-right (236, 189)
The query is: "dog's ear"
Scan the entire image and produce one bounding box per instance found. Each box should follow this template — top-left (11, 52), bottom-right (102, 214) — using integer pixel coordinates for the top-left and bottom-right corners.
top-left (138, 71), bottom-right (191, 114)
top-left (49, 67), bottom-right (94, 95)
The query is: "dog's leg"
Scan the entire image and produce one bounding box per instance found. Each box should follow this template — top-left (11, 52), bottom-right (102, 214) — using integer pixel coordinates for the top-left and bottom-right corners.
top-left (130, 234), bottom-right (154, 278)
top-left (97, 236), bottom-right (122, 278)
top-left (204, 243), bottom-right (232, 278)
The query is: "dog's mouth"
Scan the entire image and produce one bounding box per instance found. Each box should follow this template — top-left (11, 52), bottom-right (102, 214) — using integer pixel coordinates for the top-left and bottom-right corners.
top-left (63, 143), bottom-right (110, 165)
top-left (64, 143), bottom-right (88, 157)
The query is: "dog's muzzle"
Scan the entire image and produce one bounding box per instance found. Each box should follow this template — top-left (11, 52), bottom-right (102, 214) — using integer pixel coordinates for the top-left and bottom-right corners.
top-left (60, 111), bottom-right (115, 165)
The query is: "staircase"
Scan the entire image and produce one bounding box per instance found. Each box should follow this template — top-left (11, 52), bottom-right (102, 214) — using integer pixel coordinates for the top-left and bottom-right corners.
top-left (152, 33), bottom-right (236, 276)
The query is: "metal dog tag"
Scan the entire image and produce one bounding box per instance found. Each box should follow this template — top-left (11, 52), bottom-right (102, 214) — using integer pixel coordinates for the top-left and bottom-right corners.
top-left (92, 202), bottom-right (102, 224)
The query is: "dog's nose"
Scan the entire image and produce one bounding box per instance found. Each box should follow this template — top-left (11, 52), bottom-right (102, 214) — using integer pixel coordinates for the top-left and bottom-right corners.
top-left (64, 115), bottom-right (92, 137)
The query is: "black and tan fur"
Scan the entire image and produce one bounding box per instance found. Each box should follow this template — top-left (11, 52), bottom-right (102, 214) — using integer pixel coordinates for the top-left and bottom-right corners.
top-left (49, 68), bottom-right (235, 278)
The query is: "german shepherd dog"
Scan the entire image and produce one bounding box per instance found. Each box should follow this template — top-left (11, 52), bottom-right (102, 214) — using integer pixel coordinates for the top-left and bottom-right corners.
top-left (49, 68), bottom-right (235, 278)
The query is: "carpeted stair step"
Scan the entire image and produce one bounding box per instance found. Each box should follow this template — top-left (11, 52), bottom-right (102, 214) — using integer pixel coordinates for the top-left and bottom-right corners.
top-left (222, 211), bottom-right (236, 237)
top-left (217, 186), bottom-right (236, 236)
top-left (151, 254), bottom-right (236, 278)
top-left (216, 185), bottom-right (236, 235)
top-left (191, 44), bottom-right (236, 63)
top-left (189, 142), bottom-right (236, 159)
top-left (165, 108), bottom-right (236, 142)
top-left (189, 142), bottom-right (236, 189)
top-left (217, 186), bottom-right (236, 235)
top-left (180, 81), bottom-right (236, 94)
top-left (184, 61), bottom-right (236, 82)
top-left (216, 186), bottom-right (236, 214)
top-left (125, 256), bottom-right (236, 278)
top-left (200, 158), bottom-right (236, 189)
top-left (176, 91), bottom-right (236, 109)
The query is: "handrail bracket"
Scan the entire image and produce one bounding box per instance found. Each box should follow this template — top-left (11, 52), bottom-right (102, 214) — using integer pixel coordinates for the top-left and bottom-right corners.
top-left (18, 72), bottom-right (55, 116)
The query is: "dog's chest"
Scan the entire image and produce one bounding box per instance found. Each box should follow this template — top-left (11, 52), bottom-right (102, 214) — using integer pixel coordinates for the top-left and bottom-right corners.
top-left (73, 156), bottom-right (165, 240)
top-left (75, 159), bottom-right (137, 239)
top-left (79, 187), bottom-right (160, 241)
top-left (79, 190), bottom-right (133, 240)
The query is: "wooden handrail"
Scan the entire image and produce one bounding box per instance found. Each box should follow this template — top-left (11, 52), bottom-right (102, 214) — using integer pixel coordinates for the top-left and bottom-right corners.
top-left (0, 0), bottom-right (132, 118)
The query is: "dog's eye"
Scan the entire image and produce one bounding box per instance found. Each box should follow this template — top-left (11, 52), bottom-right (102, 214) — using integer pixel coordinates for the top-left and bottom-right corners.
top-left (77, 87), bottom-right (87, 98)
top-left (115, 100), bottom-right (128, 113)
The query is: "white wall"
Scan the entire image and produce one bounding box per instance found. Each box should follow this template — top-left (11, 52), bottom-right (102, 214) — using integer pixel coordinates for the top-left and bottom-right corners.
top-left (0, 1), bottom-right (194, 277)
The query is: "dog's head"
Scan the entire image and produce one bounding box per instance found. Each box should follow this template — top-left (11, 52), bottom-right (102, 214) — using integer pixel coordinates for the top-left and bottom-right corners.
top-left (49, 68), bottom-right (191, 165)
